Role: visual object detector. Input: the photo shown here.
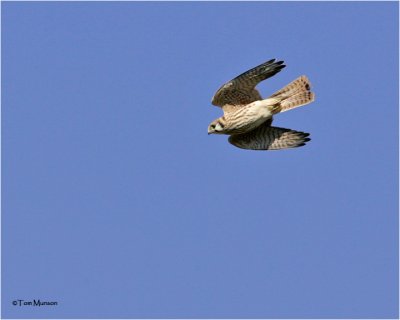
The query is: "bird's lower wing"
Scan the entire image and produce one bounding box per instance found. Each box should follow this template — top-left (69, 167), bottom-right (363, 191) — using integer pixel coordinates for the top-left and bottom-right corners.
top-left (228, 124), bottom-right (310, 150)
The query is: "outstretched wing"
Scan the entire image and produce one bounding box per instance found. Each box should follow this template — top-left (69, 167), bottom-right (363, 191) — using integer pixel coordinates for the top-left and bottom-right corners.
top-left (228, 122), bottom-right (310, 150)
top-left (212, 59), bottom-right (285, 107)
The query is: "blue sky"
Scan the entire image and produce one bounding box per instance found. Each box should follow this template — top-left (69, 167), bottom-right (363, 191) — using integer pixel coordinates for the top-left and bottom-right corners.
top-left (2, 1), bottom-right (398, 319)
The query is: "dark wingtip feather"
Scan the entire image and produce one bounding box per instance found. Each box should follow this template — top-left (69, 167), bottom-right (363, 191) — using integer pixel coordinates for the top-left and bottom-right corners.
top-left (297, 134), bottom-right (311, 147)
top-left (263, 59), bottom-right (286, 69)
top-left (290, 131), bottom-right (311, 148)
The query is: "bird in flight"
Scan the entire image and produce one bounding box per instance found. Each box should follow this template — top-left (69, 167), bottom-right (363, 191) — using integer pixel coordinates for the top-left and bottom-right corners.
top-left (208, 59), bottom-right (315, 150)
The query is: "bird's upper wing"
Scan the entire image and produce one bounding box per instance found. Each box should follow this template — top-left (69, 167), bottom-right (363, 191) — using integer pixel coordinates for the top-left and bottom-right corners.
top-left (228, 122), bottom-right (310, 150)
top-left (211, 59), bottom-right (285, 108)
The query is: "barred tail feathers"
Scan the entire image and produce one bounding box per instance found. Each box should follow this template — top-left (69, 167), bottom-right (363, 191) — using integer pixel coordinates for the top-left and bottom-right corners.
top-left (269, 76), bottom-right (315, 113)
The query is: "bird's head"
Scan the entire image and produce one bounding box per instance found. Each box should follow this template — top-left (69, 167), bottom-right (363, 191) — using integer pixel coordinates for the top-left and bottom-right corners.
top-left (208, 119), bottom-right (226, 135)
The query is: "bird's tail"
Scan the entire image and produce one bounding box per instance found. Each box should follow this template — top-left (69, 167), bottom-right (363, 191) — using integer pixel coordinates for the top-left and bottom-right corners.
top-left (268, 76), bottom-right (315, 113)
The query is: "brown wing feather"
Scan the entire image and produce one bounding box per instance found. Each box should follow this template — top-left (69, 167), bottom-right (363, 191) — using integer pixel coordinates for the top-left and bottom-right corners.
top-left (212, 59), bottom-right (285, 107)
top-left (228, 123), bottom-right (310, 150)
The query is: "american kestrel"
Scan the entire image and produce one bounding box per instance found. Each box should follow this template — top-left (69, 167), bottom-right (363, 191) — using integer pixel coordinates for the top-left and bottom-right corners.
top-left (208, 59), bottom-right (315, 150)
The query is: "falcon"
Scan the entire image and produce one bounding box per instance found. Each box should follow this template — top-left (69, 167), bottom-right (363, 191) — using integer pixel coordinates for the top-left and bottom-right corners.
top-left (208, 59), bottom-right (315, 150)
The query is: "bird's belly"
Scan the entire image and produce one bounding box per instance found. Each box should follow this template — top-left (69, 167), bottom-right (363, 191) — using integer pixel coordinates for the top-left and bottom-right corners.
top-left (225, 116), bottom-right (271, 134)
top-left (225, 103), bottom-right (272, 134)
